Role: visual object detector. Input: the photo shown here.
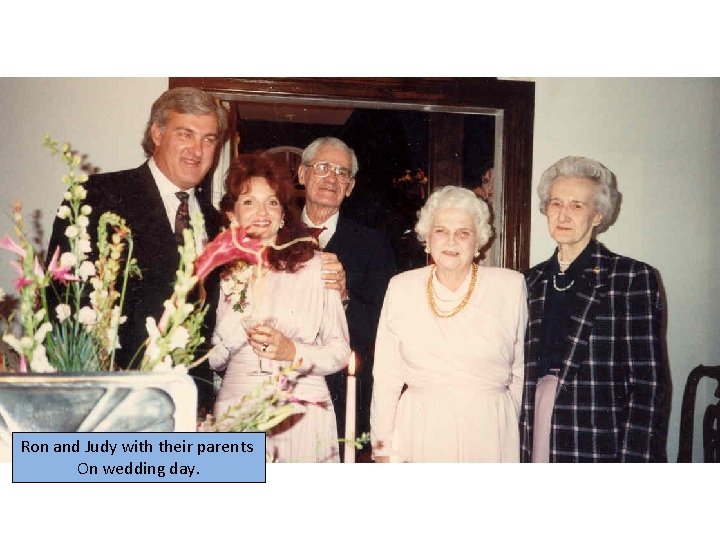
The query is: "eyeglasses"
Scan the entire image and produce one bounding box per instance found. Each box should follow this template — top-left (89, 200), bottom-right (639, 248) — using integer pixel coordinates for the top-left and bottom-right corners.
top-left (309, 161), bottom-right (353, 184)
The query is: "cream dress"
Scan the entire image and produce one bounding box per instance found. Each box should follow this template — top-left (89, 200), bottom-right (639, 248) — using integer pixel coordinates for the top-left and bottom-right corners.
top-left (209, 254), bottom-right (350, 463)
top-left (371, 264), bottom-right (527, 462)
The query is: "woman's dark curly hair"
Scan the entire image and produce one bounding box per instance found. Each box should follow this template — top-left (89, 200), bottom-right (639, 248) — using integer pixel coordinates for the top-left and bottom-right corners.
top-left (219, 153), bottom-right (316, 273)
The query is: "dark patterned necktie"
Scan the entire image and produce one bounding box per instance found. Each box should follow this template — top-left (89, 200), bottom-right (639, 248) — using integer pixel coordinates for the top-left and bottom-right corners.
top-left (307, 226), bottom-right (327, 246)
top-left (174, 191), bottom-right (190, 245)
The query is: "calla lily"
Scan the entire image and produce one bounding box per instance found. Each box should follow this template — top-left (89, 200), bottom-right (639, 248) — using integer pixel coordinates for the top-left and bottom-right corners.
top-left (194, 226), bottom-right (264, 281)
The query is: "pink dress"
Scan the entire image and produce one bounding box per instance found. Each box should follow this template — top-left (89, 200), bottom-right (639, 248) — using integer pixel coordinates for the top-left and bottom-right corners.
top-left (371, 265), bottom-right (527, 462)
top-left (209, 254), bottom-right (350, 463)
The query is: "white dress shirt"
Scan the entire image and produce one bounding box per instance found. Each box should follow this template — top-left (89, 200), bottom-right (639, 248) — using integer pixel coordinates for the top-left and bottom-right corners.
top-left (301, 207), bottom-right (339, 249)
top-left (148, 157), bottom-right (207, 248)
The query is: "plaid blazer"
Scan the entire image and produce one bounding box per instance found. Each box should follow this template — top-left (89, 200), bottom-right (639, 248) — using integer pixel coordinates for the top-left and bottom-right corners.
top-left (520, 241), bottom-right (665, 462)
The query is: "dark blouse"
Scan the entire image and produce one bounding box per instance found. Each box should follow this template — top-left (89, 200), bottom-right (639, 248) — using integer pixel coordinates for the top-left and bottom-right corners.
top-left (538, 242), bottom-right (594, 377)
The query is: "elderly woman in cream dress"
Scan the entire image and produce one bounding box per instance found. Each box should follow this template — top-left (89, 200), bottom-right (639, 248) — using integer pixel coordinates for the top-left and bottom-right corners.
top-left (371, 186), bottom-right (527, 462)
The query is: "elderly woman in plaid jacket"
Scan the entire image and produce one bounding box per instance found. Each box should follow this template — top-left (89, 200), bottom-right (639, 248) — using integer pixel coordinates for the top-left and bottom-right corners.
top-left (520, 156), bottom-right (665, 462)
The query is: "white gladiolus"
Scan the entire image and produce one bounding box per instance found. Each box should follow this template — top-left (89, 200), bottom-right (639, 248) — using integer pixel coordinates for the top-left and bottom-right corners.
top-left (78, 260), bottom-right (96, 281)
top-left (77, 306), bottom-right (97, 326)
top-left (56, 205), bottom-right (71, 219)
top-left (30, 345), bottom-right (56, 373)
top-left (162, 299), bottom-right (176, 316)
top-left (34, 322), bottom-right (53, 344)
top-left (2, 334), bottom-right (23, 354)
top-left (60, 252), bottom-right (77, 268)
top-left (78, 238), bottom-right (92, 254)
top-left (77, 215), bottom-right (89, 228)
top-left (153, 355), bottom-right (174, 372)
top-left (64, 225), bottom-right (79, 239)
top-left (144, 317), bottom-right (162, 362)
top-left (33, 308), bottom-right (47, 324)
top-left (71, 185), bottom-right (87, 199)
top-left (168, 326), bottom-right (190, 350)
top-left (105, 306), bottom-right (125, 353)
top-left (81, 205), bottom-right (92, 215)
top-left (55, 303), bottom-right (72, 322)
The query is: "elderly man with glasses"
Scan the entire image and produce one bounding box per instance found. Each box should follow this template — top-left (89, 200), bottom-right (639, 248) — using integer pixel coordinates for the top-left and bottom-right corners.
top-left (298, 137), bottom-right (396, 461)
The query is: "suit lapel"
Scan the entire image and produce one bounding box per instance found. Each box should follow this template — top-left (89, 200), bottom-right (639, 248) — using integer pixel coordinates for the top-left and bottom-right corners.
top-left (556, 241), bottom-right (609, 387)
top-left (129, 164), bottom-right (178, 268)
top-left (324, 214), bottom-right (347, 255)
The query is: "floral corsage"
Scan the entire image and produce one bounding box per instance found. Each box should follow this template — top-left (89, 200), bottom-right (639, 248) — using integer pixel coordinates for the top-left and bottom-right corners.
top-left (219, 261), bottom-right (255, 313)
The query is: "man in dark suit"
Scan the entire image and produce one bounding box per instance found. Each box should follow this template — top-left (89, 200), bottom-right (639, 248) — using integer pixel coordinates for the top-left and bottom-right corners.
top-left (46, 87), bottom-right (227, 413)
top-left (297, 137), bottom-right (396, 460)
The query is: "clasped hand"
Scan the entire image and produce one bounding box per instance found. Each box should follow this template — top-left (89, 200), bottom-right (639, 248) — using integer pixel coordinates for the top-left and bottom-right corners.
top-left (320, 252), bottom-right (348, 302)
top-left (246, 323), bottom-right (296, 362)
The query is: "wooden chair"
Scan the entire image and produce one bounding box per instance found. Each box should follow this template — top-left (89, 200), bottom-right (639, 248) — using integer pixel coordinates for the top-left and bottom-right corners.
top-left (677, 364), bottom-right (720, 462)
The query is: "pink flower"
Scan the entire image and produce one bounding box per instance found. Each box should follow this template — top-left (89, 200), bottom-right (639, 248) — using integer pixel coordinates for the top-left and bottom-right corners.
top-left (0, 235), bottom-right (26, 258)
top-left (194, 226), bottom-right (264, 281)
top-left (10, 261), bottom-right (33, 291)
top-left (47, 246), bottom-right (80, 284)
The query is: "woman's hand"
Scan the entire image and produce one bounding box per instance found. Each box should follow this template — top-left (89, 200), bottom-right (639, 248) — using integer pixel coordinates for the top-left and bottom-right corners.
top-left (320, 252), bottom-right (348, 302)
top-left (247, 324), bottom-right (296, 362)
top-left (373, 456), bottom-right (390, 463)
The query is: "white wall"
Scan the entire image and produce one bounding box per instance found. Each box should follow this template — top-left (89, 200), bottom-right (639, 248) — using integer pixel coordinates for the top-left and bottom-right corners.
top-left (1, 77), bottom-right (718, 461)
top-left (0, 77), bottom-right (167, 295)
top-left (530, 78), bottom-right (720, 461)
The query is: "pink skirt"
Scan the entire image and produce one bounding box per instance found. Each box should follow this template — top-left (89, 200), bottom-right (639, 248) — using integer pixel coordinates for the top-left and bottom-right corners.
top-left (532, 374), bottom-right (558, 463)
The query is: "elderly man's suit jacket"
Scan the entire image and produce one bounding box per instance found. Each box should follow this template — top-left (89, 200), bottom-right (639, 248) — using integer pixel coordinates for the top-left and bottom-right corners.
top-left (47, 162), bottom-right (221, 409)
top-left (323, 214), bottom-right (396, 438)
top-left (520, 240), bottom-right (665, 462)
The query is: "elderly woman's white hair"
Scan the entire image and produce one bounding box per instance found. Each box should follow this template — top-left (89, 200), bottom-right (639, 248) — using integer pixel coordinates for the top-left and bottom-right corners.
top-left (537, 156), bottom-right (620, 230)
top-left (415, 185), bottom-right (493, 250)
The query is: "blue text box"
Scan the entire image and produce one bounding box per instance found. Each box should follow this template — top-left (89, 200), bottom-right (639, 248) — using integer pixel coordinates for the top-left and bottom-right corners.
top-left (12, 432), bottom-right (266, 483)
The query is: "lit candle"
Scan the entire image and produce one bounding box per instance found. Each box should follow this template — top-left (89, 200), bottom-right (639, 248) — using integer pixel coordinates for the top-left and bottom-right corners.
top-left (344, 351), bottom-right (357, 463)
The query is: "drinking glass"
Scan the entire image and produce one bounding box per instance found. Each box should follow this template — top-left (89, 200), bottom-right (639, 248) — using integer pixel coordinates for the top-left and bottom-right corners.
top-left (241, 315), bottom-right (278, 375)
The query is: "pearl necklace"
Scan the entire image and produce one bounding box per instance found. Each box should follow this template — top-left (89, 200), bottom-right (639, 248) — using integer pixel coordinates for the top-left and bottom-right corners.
top-left (552, 273), bottom-right (575, 292)
top-left (553, 251), bottom-right (575, 291)
top-left (426, 264), bottom-right (478, 318)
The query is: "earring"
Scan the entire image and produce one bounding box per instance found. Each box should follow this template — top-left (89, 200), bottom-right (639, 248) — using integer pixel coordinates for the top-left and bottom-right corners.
top-left (475, 250), bottom-right (480, 258)
top-left (279, 219), bottom-right (285, 228)
top-left (230, 218), bottom-right (238, 227)
top-left (424, 246), bottom-right (430, 254)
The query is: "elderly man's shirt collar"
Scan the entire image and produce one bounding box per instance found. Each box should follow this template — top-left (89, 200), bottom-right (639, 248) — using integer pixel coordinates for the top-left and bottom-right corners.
top-left (301, 206), bottom-right (339, 249)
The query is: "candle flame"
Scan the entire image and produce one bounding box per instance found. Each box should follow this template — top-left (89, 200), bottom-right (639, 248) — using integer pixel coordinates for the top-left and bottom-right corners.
top-left (348, 351), bottom-right (356, 376)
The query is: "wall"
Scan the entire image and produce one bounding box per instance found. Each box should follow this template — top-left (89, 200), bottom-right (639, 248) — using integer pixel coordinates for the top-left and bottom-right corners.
top-left (1, 77), bottom-right (718, 461)
top-left (0, 77), bottom-right (167, 296)
top-left (529, 78), bottom-right (720, 461)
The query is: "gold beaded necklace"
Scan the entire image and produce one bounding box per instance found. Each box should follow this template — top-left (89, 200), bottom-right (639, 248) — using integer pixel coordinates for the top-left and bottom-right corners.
top-left (426, 263), bottom-right (478, 318)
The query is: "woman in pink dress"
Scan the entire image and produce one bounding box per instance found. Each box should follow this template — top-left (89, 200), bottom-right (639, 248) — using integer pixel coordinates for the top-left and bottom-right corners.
top-left (371, 186), bottom-right (527, 462)
top-left (208, 154), bottom-right (350, 463)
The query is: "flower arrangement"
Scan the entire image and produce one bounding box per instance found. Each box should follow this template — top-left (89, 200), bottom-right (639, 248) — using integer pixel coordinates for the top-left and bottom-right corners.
top-left (0, 139), bottom-right (333, 443)
top-left (0, 137), bottom-right (214, 374)
top-left (198, 362), bottom-right (306, 433)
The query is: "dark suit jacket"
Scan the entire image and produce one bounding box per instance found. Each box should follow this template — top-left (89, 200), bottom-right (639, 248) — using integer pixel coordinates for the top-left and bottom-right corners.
top-left (47, 162), bottom-right (221, 409)
top-left (323, 214), bottom-right (396, 438)
top-left (520, 240), bottom-right (665, 462)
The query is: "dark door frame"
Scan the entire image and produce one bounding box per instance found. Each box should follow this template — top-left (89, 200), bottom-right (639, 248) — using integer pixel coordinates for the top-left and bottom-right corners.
top-left (170, 77), bottom-right (534, 271)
